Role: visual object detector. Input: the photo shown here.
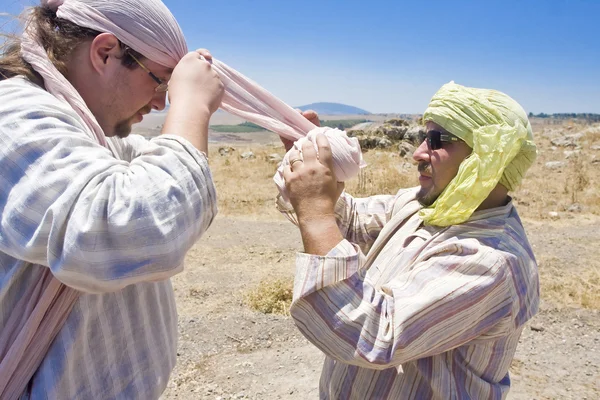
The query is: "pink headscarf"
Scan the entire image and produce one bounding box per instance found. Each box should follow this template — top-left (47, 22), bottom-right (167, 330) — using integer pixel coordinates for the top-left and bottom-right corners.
top-left (21, 0), bottom-right (188, 154)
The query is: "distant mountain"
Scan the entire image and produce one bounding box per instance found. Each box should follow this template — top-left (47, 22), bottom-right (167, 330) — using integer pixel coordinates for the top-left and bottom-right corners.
top-left (296, 102), bottom-right (371, 115)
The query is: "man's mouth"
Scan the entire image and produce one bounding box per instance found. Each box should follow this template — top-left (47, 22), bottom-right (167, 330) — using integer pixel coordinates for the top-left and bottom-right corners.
top-left (418, 174), bottom-right (432, 183)
top-left (418, 163), bottom-right (432, 179)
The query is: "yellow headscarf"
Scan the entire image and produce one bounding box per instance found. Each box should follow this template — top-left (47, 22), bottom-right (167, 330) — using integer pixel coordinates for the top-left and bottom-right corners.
top-left (419, 82), bottom-right (537, 226)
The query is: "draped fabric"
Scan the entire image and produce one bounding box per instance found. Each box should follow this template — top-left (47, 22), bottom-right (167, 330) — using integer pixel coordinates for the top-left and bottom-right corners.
top-left (209, 59), bottom-right (365, 203)
top-left (1, 1), bottom-right (365, 397)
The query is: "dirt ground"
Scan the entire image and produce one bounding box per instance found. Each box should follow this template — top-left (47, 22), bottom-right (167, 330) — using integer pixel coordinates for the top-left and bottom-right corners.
top-left (160, 213), bottom-right (600, 400)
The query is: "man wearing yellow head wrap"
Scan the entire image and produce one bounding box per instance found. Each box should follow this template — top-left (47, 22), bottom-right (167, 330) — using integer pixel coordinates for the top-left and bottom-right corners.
top-left (281, 82), bottom-right (539, 399)
top-left (419, 81), bottom-right (537, 226)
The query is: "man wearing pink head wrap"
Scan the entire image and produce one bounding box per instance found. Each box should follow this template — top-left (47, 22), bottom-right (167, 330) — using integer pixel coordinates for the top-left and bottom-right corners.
top-left (0, 0), bottom-right (224, 398)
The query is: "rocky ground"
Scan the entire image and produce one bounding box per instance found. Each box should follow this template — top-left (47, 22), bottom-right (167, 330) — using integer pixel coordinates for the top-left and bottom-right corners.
top-left (160, 214), bottom-right (600, 400)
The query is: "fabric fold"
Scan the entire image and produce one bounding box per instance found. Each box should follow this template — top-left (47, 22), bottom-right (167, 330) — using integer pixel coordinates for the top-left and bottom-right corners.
top-left (209, 59), bottom-right (366, 202)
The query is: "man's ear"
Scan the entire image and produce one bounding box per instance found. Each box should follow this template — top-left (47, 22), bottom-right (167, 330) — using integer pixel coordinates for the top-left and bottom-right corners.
top-left (89, 33), bottom-right (122, 76)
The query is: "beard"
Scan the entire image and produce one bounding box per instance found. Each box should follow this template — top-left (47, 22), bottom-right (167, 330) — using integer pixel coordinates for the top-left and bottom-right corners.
top-left (416, 187), bottom-right (441, 207)
top-left (113, 118), bottom-right (134, 138)
top-left (112, 106), bottom-right (151, 139)
top-left (416, 162), bottom-right (441, 206)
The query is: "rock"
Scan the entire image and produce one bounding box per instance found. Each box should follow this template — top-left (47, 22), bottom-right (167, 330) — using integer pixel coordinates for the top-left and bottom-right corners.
top-left (357, 136), bottom-right (393, 149)
top-left (531, 325), bottom-right (545, 332)
top-left (347, 129), bottom-right (365, 138)
top-left (268, 153), bottom-right (283, 163)
top-left (376, 137), bottom-right (393, 148)
top-left (545, 161), bottom-right (566, 170)
top-left (563, 150), bottom-right (581, 159)
top-left (592, 145), bottom-right (600, 151)
top-left (548, 212), bottom-right (560, 219)
top-left (405, 125), bottom-right (425, 144)
top-left (398, 141), bottom-right (416, 158)
top-left (567, 203), bottom-right (583, 213)
top-left (551, 137), bottom-right (580, 148)
top-left (376, 124), bottom-right (408, 141)
top-left (567, 132), bottom-right (584, 141)
top-left (383, 118), bottom-right (409, 127)
top-left (218, 146), bottom-right (235, 156)
top-left (241, 151), bottom-right (255, 160)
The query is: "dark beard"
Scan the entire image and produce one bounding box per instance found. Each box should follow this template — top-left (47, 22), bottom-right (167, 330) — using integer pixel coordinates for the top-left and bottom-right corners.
top-left (416, 188), bottom-right (439, 207)
top-left (416, 161), bottom-right (439, 206)
top-left (113, 119), bottom-right (133, 138)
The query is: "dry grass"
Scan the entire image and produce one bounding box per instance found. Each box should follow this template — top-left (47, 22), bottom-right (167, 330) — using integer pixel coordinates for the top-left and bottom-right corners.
top-left (209, 146), bottom-right (285, 219)
top-left (512, 121), bottom-right (600, 219)
top-left (539, 256), bottom-right (600, 310)
top-left (244, 278), bottom-right (294, 315)
top-left (345, 151), bottom-right (416, 197)
top-left (210, 121), bottom-right (600, 220)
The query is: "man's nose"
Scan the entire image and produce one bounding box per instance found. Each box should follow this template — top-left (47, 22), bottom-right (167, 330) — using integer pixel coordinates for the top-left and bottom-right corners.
top-left (150, 91), bottom-right (167, 111)
top-left (412, 139), bottom-right (430, 163)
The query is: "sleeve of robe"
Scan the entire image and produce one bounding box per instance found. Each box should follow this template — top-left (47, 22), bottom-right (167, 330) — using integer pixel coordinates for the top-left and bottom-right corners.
top-left (0, 78), bottom-right (217, 293)
top-left (289, 238), bottom-right (515, 369)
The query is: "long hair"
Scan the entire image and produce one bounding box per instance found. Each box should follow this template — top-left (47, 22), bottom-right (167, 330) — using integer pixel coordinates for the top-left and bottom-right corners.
top-left (0, 6), bottom-right (141, 84)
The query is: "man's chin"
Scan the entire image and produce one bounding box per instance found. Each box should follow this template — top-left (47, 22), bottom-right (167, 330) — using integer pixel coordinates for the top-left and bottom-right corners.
top-left (113, 121), bottom-right (134, 139)
top-left (416, 186), bottom-right (439, 207)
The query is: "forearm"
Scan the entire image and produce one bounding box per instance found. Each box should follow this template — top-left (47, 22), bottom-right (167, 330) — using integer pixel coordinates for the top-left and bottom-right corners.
top-left (54, 137), bottom-right (218, 292)
top-left (162, 102), bottom-right (211, 154)
top-left (290, 246), bottom-right (513, 369)
top-left (2, 134), bottom-right (217, 293)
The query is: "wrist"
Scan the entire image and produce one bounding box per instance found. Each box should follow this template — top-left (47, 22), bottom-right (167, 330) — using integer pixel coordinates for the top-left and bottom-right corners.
top-left (168, 100), bottom-right (212, 122)
top-left (297, 213), bottom-right (336, 229)
top-left (298, 215), bottom-right (343, 256)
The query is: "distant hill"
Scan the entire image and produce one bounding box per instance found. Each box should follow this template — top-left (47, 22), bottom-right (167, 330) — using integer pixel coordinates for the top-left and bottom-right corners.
top-left (296, 102), bottom-right (370, 115)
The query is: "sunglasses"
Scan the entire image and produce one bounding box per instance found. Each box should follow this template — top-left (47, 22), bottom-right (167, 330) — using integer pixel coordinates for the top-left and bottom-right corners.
top-left (126, 50), bottom-right (169, 93)
top-left (418, 130), bottom-right (461, 150)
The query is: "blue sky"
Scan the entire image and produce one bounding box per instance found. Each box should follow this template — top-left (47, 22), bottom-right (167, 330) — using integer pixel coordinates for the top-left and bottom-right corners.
top-left (3, 0), bottom-right (599, 113)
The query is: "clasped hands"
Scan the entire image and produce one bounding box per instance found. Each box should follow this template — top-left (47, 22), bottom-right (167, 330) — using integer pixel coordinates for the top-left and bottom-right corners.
top-left (283, 132), bottom-right (345, 225)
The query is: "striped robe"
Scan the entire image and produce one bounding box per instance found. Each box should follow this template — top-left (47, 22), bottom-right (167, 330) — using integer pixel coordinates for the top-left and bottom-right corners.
top-left (282, 188), bottom-right (539, 399)
top-left (0, 77), bottom-right (217, 399)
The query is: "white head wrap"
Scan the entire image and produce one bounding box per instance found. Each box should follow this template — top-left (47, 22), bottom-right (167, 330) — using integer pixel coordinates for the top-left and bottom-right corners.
top-left (21, 0), bottom-right (188, 153)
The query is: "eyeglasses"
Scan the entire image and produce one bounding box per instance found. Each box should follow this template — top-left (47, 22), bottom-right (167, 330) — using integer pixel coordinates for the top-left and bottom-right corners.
top-left (127, 51), bottom-right (169, 93)
top-left (418, 130), bottom-right (461, 150)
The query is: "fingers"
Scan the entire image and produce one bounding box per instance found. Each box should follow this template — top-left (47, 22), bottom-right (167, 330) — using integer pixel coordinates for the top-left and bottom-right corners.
top-left (295, 108), bottom-right (321, 127)
top-left (195, 48), bottom-right (213, 62)
top-left (280, 137), bottom-right (294, 152)
top-left (287, 149), bottom-right (300, 163)
top-left (302, 110), bottom-right (321, 127)
top-left (301, 139), bottom-right (317, 163)
top-left (283, 164), bottom-right (292, 181)
top-left (315, 134), bottom-right (333, 169)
